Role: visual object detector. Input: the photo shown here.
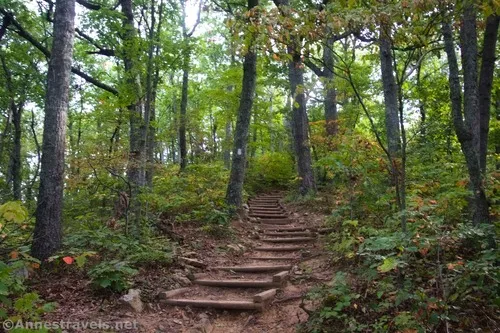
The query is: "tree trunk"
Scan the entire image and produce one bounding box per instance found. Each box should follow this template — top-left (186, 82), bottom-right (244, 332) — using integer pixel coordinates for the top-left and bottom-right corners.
top-left (144, 0), bottom-right (163, 187)
top-left (11, 103), bottom-right (22, 200)
top-left (32, 0), bottom-right (75, 261)
top-left (1, 54), bottom-right (24, 200)
top-left (323, 37), bottom-right (338, 136)
top-left (0, 108), bottom-right (11, 167)
top-left (122, 0), bottom-right (145, 236)
top-left (223, 120), bottom-right (231, 169)
top-left (225, 0), bottom-right (258, 208)
top-left (379, 24), bottom-right (401, 157)
top-left (288, 46), bottom-right (316, 195)
top-left (478, 14), bottom-right (499, 174)
top-left (441, 15), bottom-right (490, 226)
top-left (273, 0), bottom-right (316, 195)
top-left (179, 62), bottom-right (189, 171)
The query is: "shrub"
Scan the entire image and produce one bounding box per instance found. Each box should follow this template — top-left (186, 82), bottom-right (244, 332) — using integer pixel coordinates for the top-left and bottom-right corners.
top-left (245, 152), bottom-right (295, 193)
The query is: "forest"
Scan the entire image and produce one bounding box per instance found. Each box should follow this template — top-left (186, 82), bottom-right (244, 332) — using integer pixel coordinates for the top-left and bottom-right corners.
top-left (0, 0), bottom-right (498, 331)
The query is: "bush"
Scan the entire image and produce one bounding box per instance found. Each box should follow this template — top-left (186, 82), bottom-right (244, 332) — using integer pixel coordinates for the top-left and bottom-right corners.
top-left (245, 152), bottom-right (295, 193)
top-left (87, 260), bottom-right (138, 293)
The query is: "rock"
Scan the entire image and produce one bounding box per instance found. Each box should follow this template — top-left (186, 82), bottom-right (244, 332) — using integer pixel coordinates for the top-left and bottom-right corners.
top-left (226, 244), bottom-right (244, 255)
top-left (172, 274), bottom-right (192, 287)
top-left (304, 213), bottom-right (309, 216)
top-left (195, 313), bottom-right (213, 333)
top-left (179, 257), bottom-right (207, 268)
top-left (243, 204), bottom-right (249, 210)
top-left (250, 232), bottom-right (260, 240)
top-left (119, 289), bottom-right (143, 313)
top-left (183, 251), bottom-right (197, 258)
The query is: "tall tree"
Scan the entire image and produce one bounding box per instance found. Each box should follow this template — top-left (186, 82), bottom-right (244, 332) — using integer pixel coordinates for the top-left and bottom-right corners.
top-left (179, 0), bottom-right (202, 171)
top-left (441, 2), bottom-right (496, 225)
top-left (478, 14), bottom-right (499, 174)
top-left (273, 0), bottom-right (316, 195)
top-left (379, 22), bottom-right (401, 158)
top-left (225, 0), bottom-right (259, 208)
top-left (32, 0), bottom-right (76, 260)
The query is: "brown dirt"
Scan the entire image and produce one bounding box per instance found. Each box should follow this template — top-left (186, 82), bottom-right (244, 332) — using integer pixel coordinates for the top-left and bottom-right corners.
top-left (33, 194), bottom-right (334, 332)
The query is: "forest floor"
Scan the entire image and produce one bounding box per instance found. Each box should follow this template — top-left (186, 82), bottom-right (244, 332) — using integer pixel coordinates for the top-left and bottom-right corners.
top-left (33, 195), bottom-right (334, 332)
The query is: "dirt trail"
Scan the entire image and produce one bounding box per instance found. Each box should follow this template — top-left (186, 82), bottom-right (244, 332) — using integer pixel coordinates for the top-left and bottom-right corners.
top-left (37, 193), bottom-right (333, 332)
top-left (157, 193), bottom-right (333, 332)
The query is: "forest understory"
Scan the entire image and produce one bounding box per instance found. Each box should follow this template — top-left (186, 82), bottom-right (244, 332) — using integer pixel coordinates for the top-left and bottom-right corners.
top-left (0, 0), bottom-right (499, 332)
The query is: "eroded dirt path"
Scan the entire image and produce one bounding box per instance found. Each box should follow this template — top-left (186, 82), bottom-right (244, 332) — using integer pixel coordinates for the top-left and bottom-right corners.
top-left (37, 193), bottom-right (333, 332)
top-left (157, 193), bottom-right (332, 332)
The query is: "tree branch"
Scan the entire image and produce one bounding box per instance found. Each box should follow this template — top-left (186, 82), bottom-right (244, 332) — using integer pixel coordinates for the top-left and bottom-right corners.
top-left (0, 8), bottom-right (119, 95)
top-left (0, 16), bottom-right (10, 41)
top-left (186, 0), bottom-right (203, 37)
top-left (76, 0), bottom-right (102, 10)
top-left (304, 59), bottom-right (324, 77)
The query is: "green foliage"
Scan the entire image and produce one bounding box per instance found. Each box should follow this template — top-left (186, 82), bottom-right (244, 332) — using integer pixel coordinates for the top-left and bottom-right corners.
top-left (246, 152), bottom-right (295, 193)
top-left (151, 163), bottom-right (228, 223)
top-left (0, 249), bottom-right (55, 328)
top-left (87, 260), bottom-right (138, 293)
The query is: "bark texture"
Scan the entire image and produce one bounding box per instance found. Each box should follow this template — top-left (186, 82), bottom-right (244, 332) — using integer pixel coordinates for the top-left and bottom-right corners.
top-left (379, 24), bottom-right (401, 157)
top-left (32, 0), bottom-right (75, 260)
top-left (323, 37), bottom-right (338, 136)
top-left (288, 47), bottom-right (316, 194)
top-left (478, 14), bottom-right (499, 173)
top-left (225, 0), bottom-right (258, 208)
top-left (273, 0), bottom-right (316, 195)
top-left (441, 10), bottom-right (490, 226)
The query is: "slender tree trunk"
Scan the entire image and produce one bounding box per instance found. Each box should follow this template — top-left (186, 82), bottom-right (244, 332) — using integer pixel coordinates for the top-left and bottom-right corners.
top-left (0, 109), bottom-right (11, 166)
top-left (223, 120), bottom-right (231, 169)
top-left (32, 0), bottom-right (75, 260)
top-left (478, 14), bottom-right (499, 174)
top-left (179, 55), bottom-right (189, 171)
top-left (379, 24), bottom-right (401, 157)
top-left (323, 37), bottom-right (338, 136)
top-left (1, 54), bottom-right (24, 200)
top-left (288, 46), bottom-right (316, 194)
top-left (122, 0), bottom-right (144, 236)
top-left (442, 15), bottom-right (490, 226)
top-left (144, 0), bottom-right (163, 187)
top-left (178, 0), bottom-right (192, 171)
top-left (416, 59), bottom-right (426, 139)
top-left (225, 0), bottom-right (258, 208)
top-left (11, 103), bottom-right (22, 200)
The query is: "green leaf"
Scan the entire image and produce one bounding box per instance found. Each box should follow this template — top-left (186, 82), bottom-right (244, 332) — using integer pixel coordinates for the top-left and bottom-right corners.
top-left (377, 257), bottom-right (399, 273)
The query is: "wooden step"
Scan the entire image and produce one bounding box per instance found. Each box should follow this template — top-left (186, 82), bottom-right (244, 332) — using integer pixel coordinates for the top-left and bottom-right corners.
top-left (212, 265), bottom-right (292, 272)
top-left (259, 226), bottom-right (310, 231)
top-left (263, 231), bottom-right (316, 237)
top-left (194, 279), bottom-right (281, 288)
top-left (164, 299), bottom-right (263, 310)
top-left (259, 219), bottom-right (293, 225)
top-left (249, 203), bottom-right (281, 207)
top-left (247, 256), bottom-right (297, 260)
top-left (254, 246), bottom-right (303, 252)
top-left (250, 213), bottom-right (288, 218)
top-left (248, 198), bottom-right (279, 203)
top-left (250, 210), bottom-right (286, 215)
top-left (250, 207), bottom-right (285, 211)
top-left (261, 237), bottom-right (316, 243)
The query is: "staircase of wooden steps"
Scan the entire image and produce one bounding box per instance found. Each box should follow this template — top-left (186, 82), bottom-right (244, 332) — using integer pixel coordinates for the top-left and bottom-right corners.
top-left (159, 192), bottom-right (319, 312)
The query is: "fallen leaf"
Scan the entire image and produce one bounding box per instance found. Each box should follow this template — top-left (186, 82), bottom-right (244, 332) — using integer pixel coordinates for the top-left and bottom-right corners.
top-left (62, 256), bottom-right (74, 265)
top-left (10, 251), bottom-right (18, 259)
